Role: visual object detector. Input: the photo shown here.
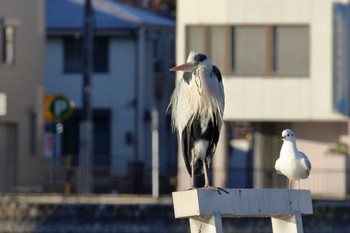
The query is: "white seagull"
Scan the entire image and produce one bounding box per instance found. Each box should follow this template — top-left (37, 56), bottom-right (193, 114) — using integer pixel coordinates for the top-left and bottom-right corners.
top-left (275, 129), bottom-right (312, 189)
top-left (167, 51), bottom-right (226, 193)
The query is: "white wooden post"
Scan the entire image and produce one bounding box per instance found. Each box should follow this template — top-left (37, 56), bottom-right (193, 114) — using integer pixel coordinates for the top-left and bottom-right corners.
top-left (172, 189), bottom-right (313, 233)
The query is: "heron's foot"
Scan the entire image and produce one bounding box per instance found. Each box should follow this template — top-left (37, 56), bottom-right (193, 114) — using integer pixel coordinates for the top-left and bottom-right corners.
top-left (203, 185), bottom-right (229, 195)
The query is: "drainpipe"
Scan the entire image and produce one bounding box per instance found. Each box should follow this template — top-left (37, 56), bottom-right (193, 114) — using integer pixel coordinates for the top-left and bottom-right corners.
top-left (136, 26), bottom-right (145, 163)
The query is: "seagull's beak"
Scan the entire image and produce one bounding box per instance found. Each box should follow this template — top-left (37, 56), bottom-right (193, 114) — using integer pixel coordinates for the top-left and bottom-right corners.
top-left (170, 63), bottom-right (197, 72)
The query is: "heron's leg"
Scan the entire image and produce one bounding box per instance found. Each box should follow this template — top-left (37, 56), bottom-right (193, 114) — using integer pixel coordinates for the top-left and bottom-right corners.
top-left (191, 148), bottom-right (195, 189)
top-left (202, 160), bottom-right (210, 187)
top-left (202, 160), bottom-right (228, 195)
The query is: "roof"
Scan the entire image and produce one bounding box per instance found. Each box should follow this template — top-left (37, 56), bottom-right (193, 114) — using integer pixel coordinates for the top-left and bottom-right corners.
top-left (46, 0), bottom-right (175, 32)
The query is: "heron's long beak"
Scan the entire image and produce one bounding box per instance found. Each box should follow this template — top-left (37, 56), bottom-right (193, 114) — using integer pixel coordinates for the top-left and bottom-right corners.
top-left (170, 63), bottom-right (197, 72)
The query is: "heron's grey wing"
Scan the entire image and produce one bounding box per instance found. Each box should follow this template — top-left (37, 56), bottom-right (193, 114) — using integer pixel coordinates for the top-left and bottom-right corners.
top-left (212, 66), bottom-right (224, 111)
top-left (209, 66), bottom-right (225, 129)
top-left (168, 76), bottom-right (198, 176)
top-left (300, 151), bottom-right (312, 175)
top-left (181, 124), bottom-right (199, 176)
top-left (169, 77), bottom-right (196, 134)
top-left (205, 113), bottom-right (220, 168)
top-left (218, 80), bottom-right (225, 129)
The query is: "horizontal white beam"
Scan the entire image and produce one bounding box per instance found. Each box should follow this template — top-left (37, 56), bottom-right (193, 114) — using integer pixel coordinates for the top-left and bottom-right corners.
top-left (172, 189), bottom-right (313, 218)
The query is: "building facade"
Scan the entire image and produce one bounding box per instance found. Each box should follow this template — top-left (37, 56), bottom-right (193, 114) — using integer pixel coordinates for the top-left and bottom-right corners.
top-left (45, 0), bottom-right (176, 193)
top-left (176, 0), bottom-right (350, 198)
top-left (0, 0), bottom-right (45, 192)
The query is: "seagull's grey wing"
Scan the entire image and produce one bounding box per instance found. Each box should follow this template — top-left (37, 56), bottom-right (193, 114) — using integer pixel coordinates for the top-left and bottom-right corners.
top-left (300, 152), bottom-right (311, 176)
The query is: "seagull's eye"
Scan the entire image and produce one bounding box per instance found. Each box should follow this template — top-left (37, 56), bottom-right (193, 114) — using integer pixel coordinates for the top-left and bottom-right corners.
top-left (287, 134), bottom-right (290, 136)
top-left (291, 133), bottom-right (294, 137)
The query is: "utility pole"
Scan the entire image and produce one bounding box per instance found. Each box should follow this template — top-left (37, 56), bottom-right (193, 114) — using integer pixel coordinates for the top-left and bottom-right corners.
top-left (79, 0), bottom-right (94, 193)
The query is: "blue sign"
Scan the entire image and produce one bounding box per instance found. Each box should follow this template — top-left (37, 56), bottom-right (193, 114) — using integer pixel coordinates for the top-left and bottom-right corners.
top-left (334, 4), bottom-right (350, 116)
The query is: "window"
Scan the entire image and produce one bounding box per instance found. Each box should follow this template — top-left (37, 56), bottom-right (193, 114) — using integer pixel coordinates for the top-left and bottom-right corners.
top-left (186, 24), bottom-right (309, 77)
top-left (209, 26), bottom-right (227, 72)
top-left (186, 26), bottom-right (207, 54)
top-left (93, 37), bottom-right (109, 73)
top-left (232, 26), bottom-right (267, 75)
top-left (61, 109), bottom-right (111, 167)
top-left (63, 36), bottom-right (109, 73)
top-left (273, 26), bottom-right (309, 75)
top-left (64, 36), bottom-right (82, 72)
top-left (1, 23), bottom-right (16, 66)
top-left (186, 25), bottom-right (227, 71)
top-left (231, 25), bottom-right (309, 76)
top-left (0, 93), bottom-right (6, 116)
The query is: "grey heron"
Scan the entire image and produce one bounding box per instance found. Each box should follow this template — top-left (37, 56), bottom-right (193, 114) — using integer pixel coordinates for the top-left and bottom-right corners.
top-left (275, 129), bottom-right (312, 189)
top-left (168, 51), bottom-right (226, 193)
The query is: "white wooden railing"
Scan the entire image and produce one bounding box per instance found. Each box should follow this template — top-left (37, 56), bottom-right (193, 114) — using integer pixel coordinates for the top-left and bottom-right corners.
top-left (172, 189), bottom-right (313, 233)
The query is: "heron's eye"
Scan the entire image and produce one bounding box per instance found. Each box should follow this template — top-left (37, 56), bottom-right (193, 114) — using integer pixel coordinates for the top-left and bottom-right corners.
top-left (194, 54), bottom-right (207, 62)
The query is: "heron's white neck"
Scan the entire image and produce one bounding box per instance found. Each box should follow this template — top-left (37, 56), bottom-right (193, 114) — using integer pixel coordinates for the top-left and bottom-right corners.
top-left (183, 71), bottom-right (221, 134)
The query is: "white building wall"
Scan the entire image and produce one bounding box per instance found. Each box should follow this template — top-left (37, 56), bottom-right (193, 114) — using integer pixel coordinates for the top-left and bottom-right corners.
top-left (177, 0), bottom-right (349, 121)
top-left (177, 0), bottom-right (350, 197)
top-left (45, 38), bottom-right (138, 177)
top-left (292, 122), bottom-right (348, 198)
top-left (45, 38), bottom-right (82, 105)
top-left (108, 39), bottom-right (137, 176)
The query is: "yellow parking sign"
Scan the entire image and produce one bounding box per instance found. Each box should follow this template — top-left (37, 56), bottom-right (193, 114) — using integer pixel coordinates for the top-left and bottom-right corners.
top-left (45, 95), bottom-right (73, 121)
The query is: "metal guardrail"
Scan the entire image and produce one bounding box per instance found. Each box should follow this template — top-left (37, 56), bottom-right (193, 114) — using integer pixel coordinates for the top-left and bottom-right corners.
top-left (39, 162), bottom-right (350, 199)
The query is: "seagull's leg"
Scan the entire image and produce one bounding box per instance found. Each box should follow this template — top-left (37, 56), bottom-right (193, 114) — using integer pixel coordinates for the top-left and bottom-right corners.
top-left (298, 179), bottom-right (301, 190)
top-left (191, 148), bottom-right (195, 189)
top-left (288, 179), bottom-right (292, 189)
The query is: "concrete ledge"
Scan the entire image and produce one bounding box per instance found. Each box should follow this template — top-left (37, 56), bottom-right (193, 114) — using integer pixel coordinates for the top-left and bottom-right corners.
top-left (0, 193), bottom-right (172, 205)
top-left (172, 189), bottom-right (313, 218)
